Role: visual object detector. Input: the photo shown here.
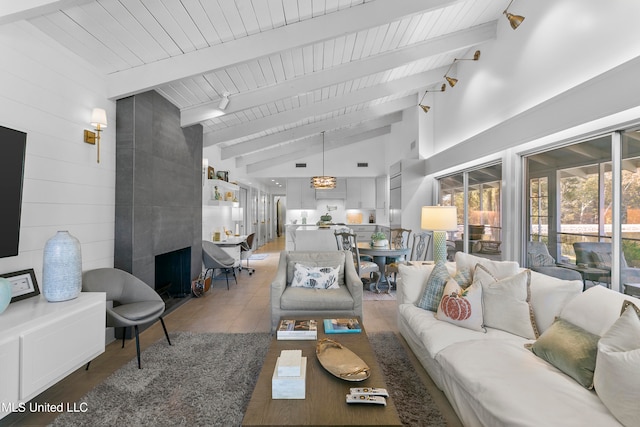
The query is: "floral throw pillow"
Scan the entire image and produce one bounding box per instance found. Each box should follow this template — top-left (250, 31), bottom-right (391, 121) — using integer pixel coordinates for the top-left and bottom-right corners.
top-left (435, 278), bottom-right (485, 332)
top-left (291, 264), bottom-right (340, 289)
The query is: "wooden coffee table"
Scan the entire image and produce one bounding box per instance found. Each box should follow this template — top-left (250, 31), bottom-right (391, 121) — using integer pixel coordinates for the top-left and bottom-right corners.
top-left (242, 318), bottom-right (402, 426)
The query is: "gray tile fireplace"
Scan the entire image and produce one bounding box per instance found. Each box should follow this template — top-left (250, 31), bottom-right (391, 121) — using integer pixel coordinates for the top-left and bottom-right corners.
top-left (115, 90), bottom-right (203, 301)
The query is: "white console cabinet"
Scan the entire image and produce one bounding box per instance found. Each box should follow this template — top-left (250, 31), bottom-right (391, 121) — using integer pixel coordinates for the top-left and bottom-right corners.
top-left (0, 293), bottom-right (106, 419)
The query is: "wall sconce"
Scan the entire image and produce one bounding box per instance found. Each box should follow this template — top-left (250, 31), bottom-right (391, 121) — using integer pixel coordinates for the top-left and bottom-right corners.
top-left (444, 50), bottom-right (481, 87)
top-left (418, 84), bottom-right (446, 114)
top-left (503, 0), bottom-right (525, 30)
top-left (84, 108), bottom-right (107, 163)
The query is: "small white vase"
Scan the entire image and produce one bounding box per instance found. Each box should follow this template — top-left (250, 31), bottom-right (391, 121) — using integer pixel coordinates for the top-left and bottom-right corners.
top-left (42, 231), bottom-right (82, 302)
top-left (0, 278), bottom-right (11, 314)
top-left (372, 239), bottom-right (388, 248)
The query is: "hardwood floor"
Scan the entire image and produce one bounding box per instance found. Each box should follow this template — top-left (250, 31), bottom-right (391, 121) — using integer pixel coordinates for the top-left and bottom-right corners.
top-left (3, 236), bottom-right (460, 426)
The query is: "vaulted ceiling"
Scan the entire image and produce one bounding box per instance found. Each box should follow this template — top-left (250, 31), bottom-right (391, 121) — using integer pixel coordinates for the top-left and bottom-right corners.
top-left (2, 0), bottom-right (509, 179)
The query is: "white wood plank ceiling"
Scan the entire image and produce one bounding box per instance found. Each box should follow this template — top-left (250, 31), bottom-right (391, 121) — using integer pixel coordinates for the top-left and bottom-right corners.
top-left (3, 0), bottom-right (508, 178)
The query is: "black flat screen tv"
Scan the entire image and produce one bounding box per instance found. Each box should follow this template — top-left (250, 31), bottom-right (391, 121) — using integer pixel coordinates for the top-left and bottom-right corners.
top-left (0, 125), bottom-right (27, 258)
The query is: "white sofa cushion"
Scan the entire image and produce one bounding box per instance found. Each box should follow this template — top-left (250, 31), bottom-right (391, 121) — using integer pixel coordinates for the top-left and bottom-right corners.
top-left (594, 301), bottom-right (640, 427)
top-left (436, 339), bottom-right (623, 427)
top-left (560, 285), bottom-right (637, 336)
top-left (475, 266), bottom-right (539, 339)
top-left (455, 251), bottom-right (519, 280)
top-left (528, 270), bottom-right (582, 333)
top-left (397, 262), bottom-right (457, 305)
top-left (436, 278), bottom-right (485, 332)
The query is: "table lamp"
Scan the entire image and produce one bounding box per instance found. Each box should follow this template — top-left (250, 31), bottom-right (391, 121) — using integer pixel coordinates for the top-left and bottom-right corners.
top-left (232, 207), bottom-right (243, 236)
top-left (421, 206), bottom-right (458, 264)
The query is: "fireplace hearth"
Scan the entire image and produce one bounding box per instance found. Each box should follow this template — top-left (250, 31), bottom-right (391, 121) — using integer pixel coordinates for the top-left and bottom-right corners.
top-left (155, 247), bottom-right (191, 298)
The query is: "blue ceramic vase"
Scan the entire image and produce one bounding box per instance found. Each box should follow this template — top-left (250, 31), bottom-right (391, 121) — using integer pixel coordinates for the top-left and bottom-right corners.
top-left (42, 231), bottom-right (82, 302)
top-left (0, 278), bottom-right (11, 314)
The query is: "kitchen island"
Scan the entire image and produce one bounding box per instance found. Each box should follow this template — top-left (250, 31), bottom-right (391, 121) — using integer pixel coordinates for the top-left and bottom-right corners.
top-left (286, 225), bottom-right (340, 251)
top-left (285, 224), bottom-right (388, 251)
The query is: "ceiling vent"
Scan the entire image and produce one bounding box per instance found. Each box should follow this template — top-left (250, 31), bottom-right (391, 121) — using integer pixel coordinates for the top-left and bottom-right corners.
top-left (295, 163), bottom-right (307, 168)
top-left (357, 162), bottom-right (369, 168)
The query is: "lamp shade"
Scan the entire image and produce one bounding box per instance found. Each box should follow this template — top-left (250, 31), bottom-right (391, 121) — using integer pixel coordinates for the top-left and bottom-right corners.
top-left (90, 108), bottom-right (107, 128)
top-left (421, 206), bottom-right (458, 231)
top-left (232, 207), bottom-right (243, 221)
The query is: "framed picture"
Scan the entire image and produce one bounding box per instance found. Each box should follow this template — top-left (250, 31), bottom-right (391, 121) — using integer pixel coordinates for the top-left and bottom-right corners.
top-left (1, 269), bottom-right (40, 303)
top-left (207, 166), bottom-right (215, 179)
top-left (216, 170), bottom-right (229, 182)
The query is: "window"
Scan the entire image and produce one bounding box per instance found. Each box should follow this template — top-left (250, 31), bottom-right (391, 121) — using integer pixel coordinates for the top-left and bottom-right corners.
top-left (439, 163), bottom-right (502, 260)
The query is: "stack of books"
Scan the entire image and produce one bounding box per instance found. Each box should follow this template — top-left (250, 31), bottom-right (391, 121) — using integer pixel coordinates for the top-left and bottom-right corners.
top-left (277, 319), bottom-right (318, 340)
top-left (323, 318), bottom-right (362, 334)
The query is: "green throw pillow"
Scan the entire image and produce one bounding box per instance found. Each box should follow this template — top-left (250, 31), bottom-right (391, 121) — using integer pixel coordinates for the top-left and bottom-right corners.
top-left (416, 261), bottom-right (450, 312)
top-left (529, 317), bottom-right (599, 388)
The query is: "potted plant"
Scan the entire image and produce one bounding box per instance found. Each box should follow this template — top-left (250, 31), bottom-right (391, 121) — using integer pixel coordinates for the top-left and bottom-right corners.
top-left (371, 231), bottom-right (389, 248)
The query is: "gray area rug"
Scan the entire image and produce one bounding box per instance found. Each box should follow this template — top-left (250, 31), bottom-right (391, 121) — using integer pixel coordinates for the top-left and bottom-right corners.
top-left (51, 332), bottom-right (445, 426)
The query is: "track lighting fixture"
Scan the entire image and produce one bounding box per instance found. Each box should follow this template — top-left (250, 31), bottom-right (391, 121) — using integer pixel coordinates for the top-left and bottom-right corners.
top-left (443, 50), bottom-right (481, 87)
top-left (503, 0), bottom-right (524, 30)
top-left (417, 84), bottom-right (446, 114)
top-left (218, 92), bottom-right (230, 110)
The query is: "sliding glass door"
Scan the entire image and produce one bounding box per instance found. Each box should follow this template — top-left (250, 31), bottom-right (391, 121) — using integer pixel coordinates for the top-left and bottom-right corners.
top-left (525, 128), bottom-right (640, 291)
top-left (439, 163), bottom-right (503, 261)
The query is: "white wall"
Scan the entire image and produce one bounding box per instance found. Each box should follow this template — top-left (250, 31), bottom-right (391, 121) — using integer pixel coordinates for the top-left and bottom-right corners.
top-left (0, 21), bottom-right (116, 283)
top-left (430, 0), bottom-right (640, 168)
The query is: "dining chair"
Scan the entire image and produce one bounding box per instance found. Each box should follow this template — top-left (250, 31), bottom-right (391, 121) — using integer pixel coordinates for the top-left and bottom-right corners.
top-left (334, 231), bottom-right (380, 290)
top-left (385, 232), bottom-right (432, 285)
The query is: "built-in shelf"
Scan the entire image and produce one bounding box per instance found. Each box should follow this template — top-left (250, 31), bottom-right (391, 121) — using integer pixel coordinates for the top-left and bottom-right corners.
top-left (204, 179), bottom-right (239, 205)
top-left (205, 200), bottom-right (239, 207)
top-left (206, 179), bottom-right (239, 191)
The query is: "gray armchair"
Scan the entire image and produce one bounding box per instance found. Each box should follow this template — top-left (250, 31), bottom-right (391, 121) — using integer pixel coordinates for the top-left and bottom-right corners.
top-left (527, 241), bottom-right (582, 281)
top-left (574, 242), bottom-right (640, 286)
top-left (82, 268), bottom-right (171, 369)
top-left (202, 240), bottom-right (237, 290)
top-left (270, 251), bottom-right (363, 332)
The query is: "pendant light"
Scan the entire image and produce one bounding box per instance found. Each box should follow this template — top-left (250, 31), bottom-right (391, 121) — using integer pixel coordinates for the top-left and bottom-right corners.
top-left (311, 131), bottom-right (336, 189)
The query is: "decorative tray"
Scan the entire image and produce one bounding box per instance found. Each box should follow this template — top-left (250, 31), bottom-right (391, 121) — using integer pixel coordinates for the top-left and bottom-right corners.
top-left (316, 338), bottom-right (370, 381)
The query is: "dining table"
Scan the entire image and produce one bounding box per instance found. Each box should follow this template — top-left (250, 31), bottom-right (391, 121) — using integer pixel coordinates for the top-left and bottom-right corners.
top-left (357, 242), bottom-right (410, 293)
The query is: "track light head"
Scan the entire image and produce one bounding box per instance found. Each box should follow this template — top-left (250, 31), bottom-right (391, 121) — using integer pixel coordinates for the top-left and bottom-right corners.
top-left (445, 76), bottom-right (458, 87)
top-left (417, 84), bottom-right (446, 114)
top-left (218, 92), bottom-right (230, 110)
top-left (503, 0), bottom-right (524, 30)
top-left (504, 12), bottom-right (524, 29)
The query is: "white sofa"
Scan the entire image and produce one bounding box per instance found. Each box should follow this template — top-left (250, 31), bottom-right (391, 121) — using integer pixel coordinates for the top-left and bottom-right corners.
top-left (397, 252), bottom-right (638, 427)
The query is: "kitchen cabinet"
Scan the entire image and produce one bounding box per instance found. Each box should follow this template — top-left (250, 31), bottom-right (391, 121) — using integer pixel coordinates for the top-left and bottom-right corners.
top-left (286, 178), bottom-right (316, 209)
top-left (376, 175), bottom-right (387, 210)
top-left (346, 178), bottom-right (376, 209)
top-left (350, 224), bottom-right (378, 243)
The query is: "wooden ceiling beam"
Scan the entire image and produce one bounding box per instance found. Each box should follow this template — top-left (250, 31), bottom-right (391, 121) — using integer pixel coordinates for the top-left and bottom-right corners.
top-left (206, 67), bottom-right (446, 145)
top-left (106, 0), bottom-right (463, 99)
top-left (219, 98), bottom-right (409, 157)
top-left (182, 22), bottom-right (496, 127)
top-left (0, 0), bottom-right (93, 24)
top-left (235, 114), bottom-right (402, 167)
